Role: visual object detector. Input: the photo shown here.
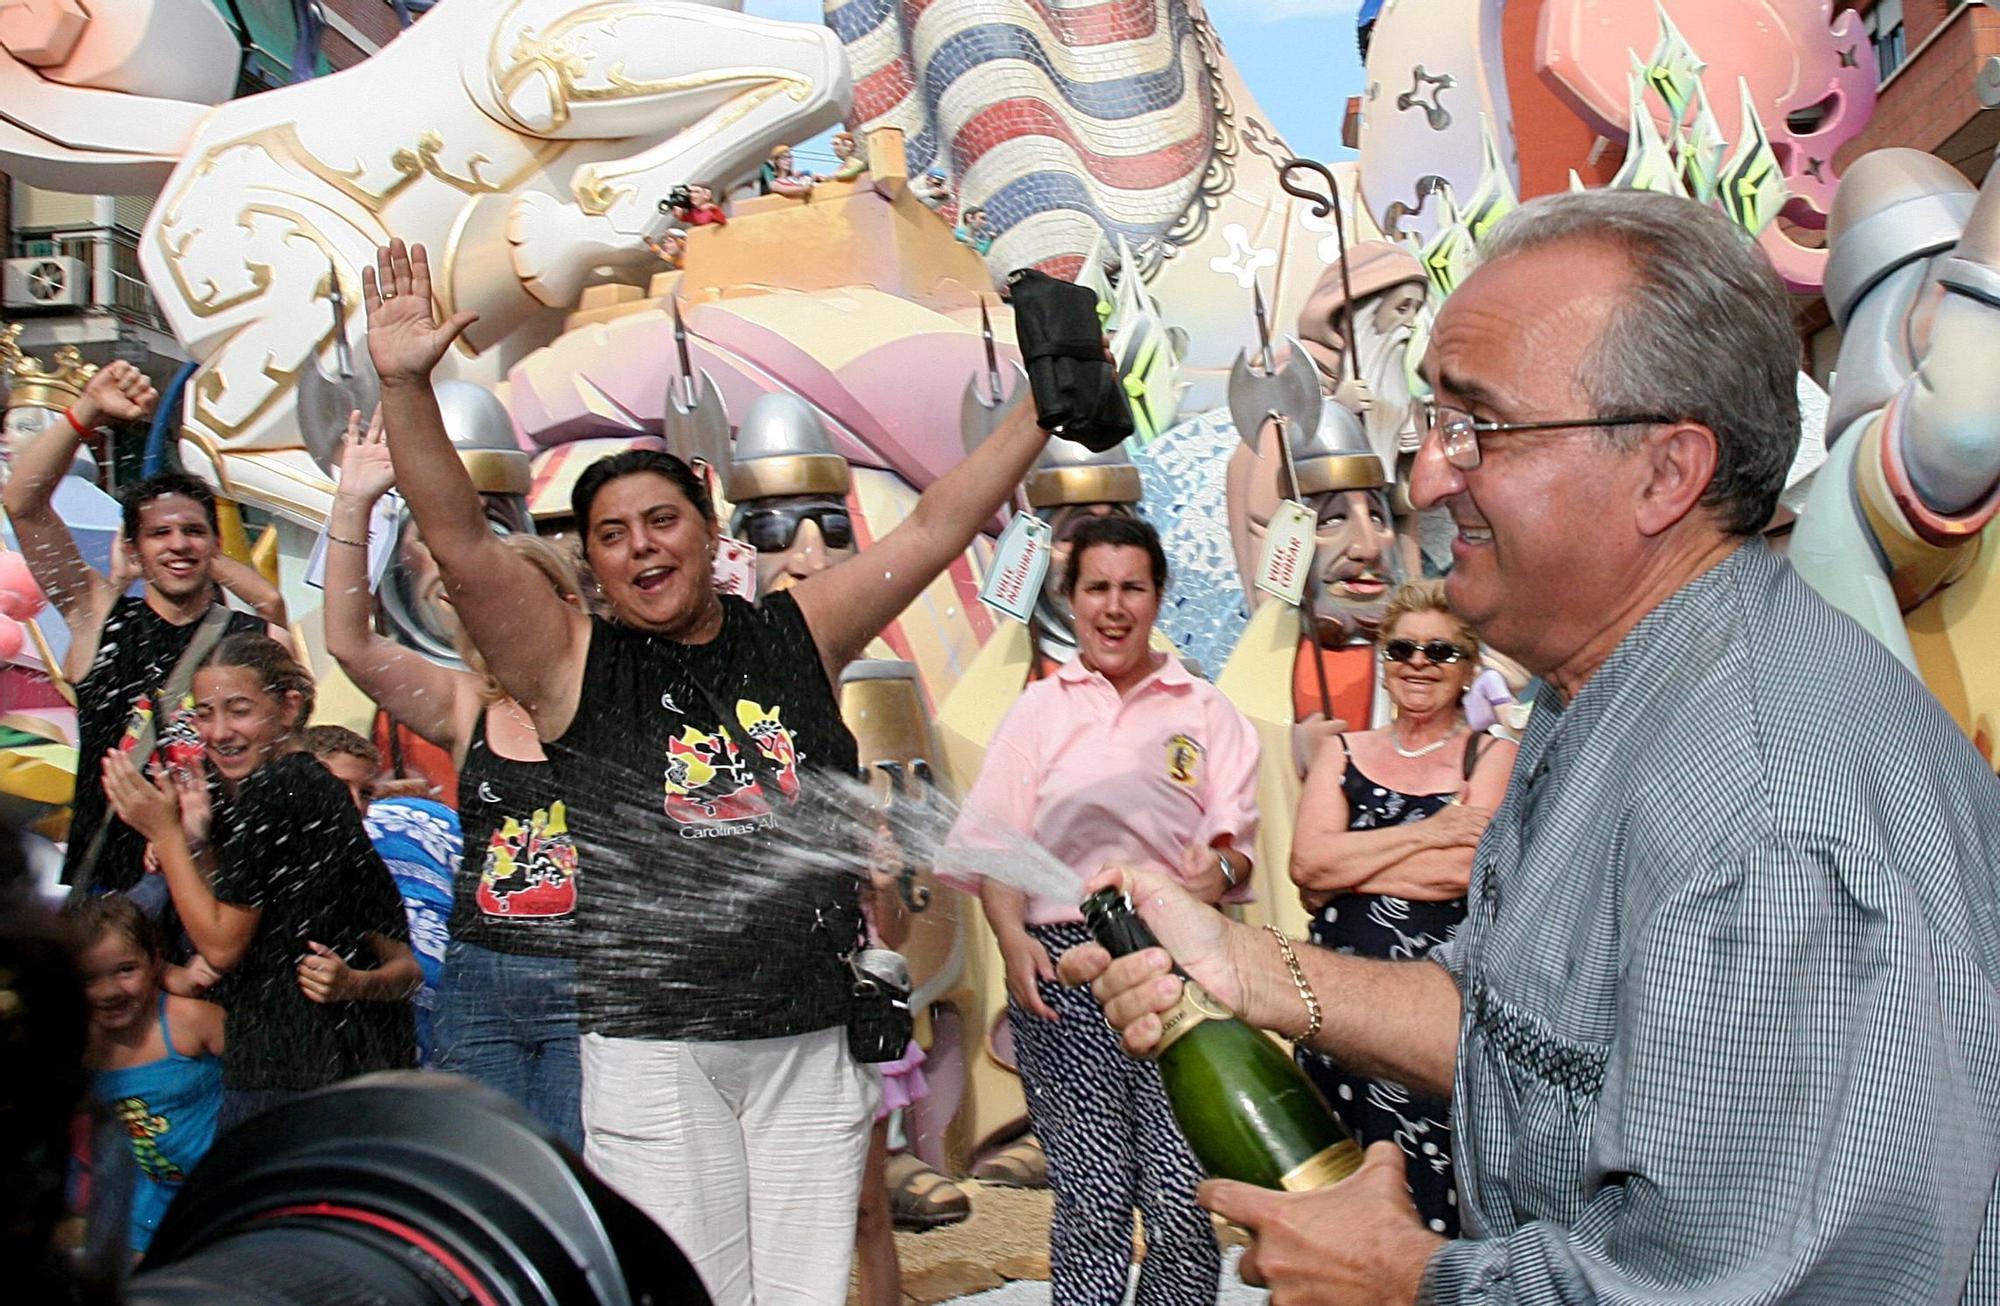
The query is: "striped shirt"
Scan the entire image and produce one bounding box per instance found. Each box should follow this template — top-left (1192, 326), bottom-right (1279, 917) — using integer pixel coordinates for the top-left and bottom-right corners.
top-left (1422, 541), bottom-right (2000, 1304)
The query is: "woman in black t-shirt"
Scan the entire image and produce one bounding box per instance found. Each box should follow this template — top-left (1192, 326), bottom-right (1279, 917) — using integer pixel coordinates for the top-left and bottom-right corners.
top-left (324, 408), bottom-right (591, 1149)
top-left (365, 239), bottom-right (1054, 1304)
top-left (104, 633), bottom-right (420, 1131)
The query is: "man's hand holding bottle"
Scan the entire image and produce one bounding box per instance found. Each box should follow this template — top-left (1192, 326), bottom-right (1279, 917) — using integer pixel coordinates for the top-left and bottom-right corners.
top-left (1056, 865), bottom-right (1252, 1053)
top-left (1062, 866), bottom-right (1448, 1304)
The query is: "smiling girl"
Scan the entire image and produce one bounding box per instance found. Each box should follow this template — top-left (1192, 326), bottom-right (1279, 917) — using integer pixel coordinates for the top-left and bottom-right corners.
top-left (102, 633), bottom-right (419, 1130)
top-left (77, 894), bottom-right (223, 1254)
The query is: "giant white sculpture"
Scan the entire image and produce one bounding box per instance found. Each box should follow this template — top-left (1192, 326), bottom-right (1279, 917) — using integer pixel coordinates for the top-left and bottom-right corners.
top-left (130, 0), bottom-right (847, 523)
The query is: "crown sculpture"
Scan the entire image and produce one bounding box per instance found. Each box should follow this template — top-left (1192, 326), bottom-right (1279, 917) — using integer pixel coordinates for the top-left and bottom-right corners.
top-left (0, 322), bottom-right (99, 413)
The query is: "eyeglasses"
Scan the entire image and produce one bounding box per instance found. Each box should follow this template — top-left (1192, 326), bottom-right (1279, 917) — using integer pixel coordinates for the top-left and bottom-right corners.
top-left (1383, 638), bottom-right (1471, 665)
top-left (737, 505), bottom-right (854, 553)
top-left (1421, 402), bottom-right (1675, 470)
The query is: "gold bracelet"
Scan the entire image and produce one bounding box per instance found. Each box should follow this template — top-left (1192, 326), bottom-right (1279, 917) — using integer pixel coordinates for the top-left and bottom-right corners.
top-left (1264, 925), bottom-right (1322, 1042)
top-left (326, 532), bottom-right (368, 548)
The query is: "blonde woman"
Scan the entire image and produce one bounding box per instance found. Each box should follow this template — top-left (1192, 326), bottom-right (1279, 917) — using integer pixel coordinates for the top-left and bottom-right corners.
top-left (1289, 579), bottom-right (1517, 1235)
top-left (325, 408), bottom-right (588, 1148)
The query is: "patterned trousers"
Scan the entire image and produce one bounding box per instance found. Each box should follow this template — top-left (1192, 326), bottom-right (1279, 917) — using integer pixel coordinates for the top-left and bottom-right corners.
top-left (1011, 923), bottom-right (1220, 1306)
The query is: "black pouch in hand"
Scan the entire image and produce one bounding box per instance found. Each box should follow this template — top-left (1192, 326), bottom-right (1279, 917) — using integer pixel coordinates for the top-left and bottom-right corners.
top-left (1006, 267), bottom-right (1134, 452)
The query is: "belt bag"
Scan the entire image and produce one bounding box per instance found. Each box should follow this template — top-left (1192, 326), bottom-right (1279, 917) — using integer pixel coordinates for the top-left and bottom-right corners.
top-left (845, 946), bottom-right (914, 1064)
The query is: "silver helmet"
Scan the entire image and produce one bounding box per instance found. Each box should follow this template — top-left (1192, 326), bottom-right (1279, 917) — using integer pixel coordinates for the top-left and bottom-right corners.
top-left (726, 391), bottom-right (850, 501)
top-left (1824, 149), bottom-right (1977, 330)
top-left (1024, 436), bottom-right (1142, 509)
top-left (1287, 398), bottom-right (1384, 498)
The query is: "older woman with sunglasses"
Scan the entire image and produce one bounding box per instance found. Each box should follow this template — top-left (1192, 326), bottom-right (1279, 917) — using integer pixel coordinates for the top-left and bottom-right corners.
top-left (1288, 579), bottom-right (1516, 1235)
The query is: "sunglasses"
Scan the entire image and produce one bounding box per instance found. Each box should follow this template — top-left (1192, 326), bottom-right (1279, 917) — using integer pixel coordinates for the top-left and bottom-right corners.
top-left (737, 505), bottom-right (854, 553)
top-left (1383, 638), bottom-right (1471, 665)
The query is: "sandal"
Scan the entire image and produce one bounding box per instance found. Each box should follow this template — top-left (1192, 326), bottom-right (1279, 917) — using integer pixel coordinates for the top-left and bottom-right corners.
top-left (885, 1152), bottom-right (972, 1230)
top-left (970, 1134), bottom-right (1048, 1189)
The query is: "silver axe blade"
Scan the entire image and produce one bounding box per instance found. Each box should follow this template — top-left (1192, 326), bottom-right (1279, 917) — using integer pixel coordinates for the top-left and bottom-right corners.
top-left (666, 297), bottom-right (731, 473)
top-left (298, 259), bottom-right (379, 477)
top-left (959, 362), bottom-right (1030, 455)
top-left (959, 298), bottom-right (1029, 455)
top-left (1227, 335), bottom-right (1320, 457)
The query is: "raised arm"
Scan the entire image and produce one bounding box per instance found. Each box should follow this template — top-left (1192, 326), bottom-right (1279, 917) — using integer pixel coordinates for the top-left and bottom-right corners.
top-left (365, 240), bottom-right (588, 736)
top-left (2, 363), bottom-right (157, 666)
top-left (793, 398), bottom-right (1048, 681)
top-left (323, 407), bottom-right (477, 756)
top-left (210, 553), bottom-right (288, 631)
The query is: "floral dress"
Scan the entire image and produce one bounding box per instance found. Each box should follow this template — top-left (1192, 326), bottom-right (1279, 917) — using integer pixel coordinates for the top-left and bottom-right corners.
top-left (1296, 733), bottom-right (1474, 1235)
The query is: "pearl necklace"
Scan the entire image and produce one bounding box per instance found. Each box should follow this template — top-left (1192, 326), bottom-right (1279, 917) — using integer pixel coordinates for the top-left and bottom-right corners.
top-left (1392, 722), bottom-right (1464, 759)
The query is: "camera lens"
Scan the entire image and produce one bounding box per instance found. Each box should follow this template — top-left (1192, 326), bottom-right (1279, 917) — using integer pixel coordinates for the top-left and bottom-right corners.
top-left (129, 1074), bottom-right (709, 1306)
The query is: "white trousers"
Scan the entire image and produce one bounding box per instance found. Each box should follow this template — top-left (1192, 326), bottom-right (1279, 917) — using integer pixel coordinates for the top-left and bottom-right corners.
top-left (581, 1026), bottom-right (877, 1306)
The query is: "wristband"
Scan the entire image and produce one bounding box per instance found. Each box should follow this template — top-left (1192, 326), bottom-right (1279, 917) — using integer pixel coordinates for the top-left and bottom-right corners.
top-left (64, 407), bottom-right (93, 438)
top-left (1265, 925), bottom-right (1323, 1042)
top-left (326, 532), bottom-right (369, 548)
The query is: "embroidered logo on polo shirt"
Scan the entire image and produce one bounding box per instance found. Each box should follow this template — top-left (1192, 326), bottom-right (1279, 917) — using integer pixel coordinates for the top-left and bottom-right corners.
top-left (1166, 734), bottom-right (1203, 787)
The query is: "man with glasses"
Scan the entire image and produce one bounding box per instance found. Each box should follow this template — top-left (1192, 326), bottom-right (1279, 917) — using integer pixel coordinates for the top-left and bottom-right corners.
top-left (1064, 188), bottom-right (2000, 1303)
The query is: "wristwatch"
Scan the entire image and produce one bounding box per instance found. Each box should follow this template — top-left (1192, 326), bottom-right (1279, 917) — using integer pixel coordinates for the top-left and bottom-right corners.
top-left (1215, 847), bottom-right (1240, 891)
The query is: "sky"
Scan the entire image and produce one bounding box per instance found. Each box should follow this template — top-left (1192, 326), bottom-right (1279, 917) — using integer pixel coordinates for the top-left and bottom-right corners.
top-left (742, 0), bottom-right (1369, 170)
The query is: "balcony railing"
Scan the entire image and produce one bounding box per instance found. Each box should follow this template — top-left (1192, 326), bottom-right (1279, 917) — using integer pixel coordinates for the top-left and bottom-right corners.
top-left (7, 226), bottom-right (170, 332)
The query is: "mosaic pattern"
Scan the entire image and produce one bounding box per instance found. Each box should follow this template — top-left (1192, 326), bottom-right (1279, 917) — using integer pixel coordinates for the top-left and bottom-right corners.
top-left (1128, 407), bottom-right (1249, 677)
top-left (829, 0), bottom-right (1218, 278)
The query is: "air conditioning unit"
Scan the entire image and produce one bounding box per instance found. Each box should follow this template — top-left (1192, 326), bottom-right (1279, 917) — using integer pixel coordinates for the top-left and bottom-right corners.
top-left (2, 255), bottom-right (88, 309)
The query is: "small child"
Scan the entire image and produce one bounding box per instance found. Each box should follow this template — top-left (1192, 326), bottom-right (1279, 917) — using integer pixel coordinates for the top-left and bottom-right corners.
top-left (103, 633), bottom-right (420, 1131)
top-left (77, 893), bottom-right (224, 1255)
top-left (302, 722), bottom-right (457, 1066)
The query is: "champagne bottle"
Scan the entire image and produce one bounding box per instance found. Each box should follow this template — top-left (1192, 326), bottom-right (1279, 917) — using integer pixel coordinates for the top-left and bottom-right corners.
top-left (1082, 887), bottom-right (1362, 1191)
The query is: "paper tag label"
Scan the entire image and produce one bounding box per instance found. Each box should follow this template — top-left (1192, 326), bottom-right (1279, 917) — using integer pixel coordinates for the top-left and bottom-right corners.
top-left (712, 534), bottom-right (758, 599)
top-left (306, 492), bottom-right (402, 594)
top-left (977, 514), bottom-right (1052, 623)
top-left (1255, 499), bottom-right (1314, 606)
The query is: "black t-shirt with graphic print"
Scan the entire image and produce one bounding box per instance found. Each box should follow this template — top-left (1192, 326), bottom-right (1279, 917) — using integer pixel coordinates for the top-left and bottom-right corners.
top-left (448, 710), bottom-right (577, 957)
top-left (546, 592), bottom-right (862, 1042)
top-left (211, 752), bottom-right (417, 1091)
top-left (63, 594), bottom-right (264, 892)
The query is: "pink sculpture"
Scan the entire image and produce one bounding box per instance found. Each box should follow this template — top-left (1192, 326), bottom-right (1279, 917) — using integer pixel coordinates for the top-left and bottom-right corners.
top-left (1537, 0), bottom-right (1876, 289)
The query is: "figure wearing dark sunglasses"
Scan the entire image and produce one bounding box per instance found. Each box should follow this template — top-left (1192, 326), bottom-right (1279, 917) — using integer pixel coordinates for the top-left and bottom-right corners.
top-left (726, 394), bottom-right (860, 596)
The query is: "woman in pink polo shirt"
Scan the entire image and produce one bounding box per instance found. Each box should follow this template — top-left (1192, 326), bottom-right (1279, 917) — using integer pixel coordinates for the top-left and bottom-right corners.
top-left (948, 514), bottom-right (1259, 1306)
